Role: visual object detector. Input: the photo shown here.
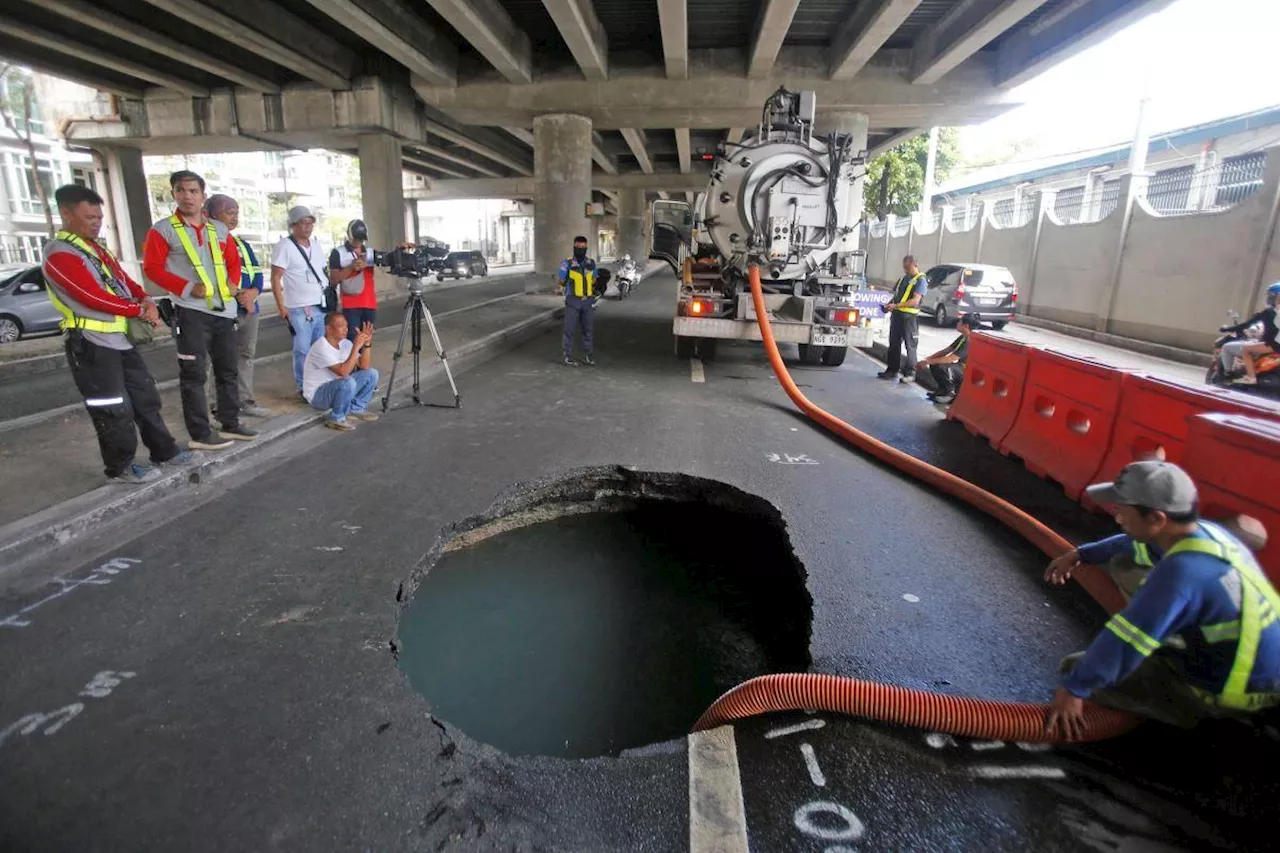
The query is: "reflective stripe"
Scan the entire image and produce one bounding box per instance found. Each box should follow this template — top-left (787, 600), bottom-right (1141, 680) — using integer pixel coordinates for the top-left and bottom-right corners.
top-left (1132, 542), bottom-right (1154, 567)
top-left (893, 273), bottom-right (924, 315)
top-left (566, 264), bottom-right (596, 298)
top-left (1105, 613), bottom-right (1159, 656)
top-left (170, 214), bottom-right (232, 309)
top-left (45, 232), bottom-right (129, 334)
top-left (84, 397), bottom-right (125, 407)
top-left (232, 234), bottom-right (258, 279)
top-left (1167, 523), bottom-right (1280, 710)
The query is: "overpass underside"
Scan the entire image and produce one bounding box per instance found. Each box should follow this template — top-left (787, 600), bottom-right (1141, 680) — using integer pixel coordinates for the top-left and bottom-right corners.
top-left (0, 0), bottom-right (1175, 274)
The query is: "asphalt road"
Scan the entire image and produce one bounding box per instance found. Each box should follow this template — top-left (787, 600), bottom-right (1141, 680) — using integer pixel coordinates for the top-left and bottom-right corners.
top-left (0, 273), bottom-right (528, 424)
top-left (0, 274), bottom-right (1272, 851)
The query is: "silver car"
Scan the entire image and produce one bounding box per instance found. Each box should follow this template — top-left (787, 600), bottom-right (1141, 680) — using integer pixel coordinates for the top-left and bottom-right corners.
top-left (0, 265), bottom-right (61, 343)
top-left (918, 262), bottom-right (1018, 329)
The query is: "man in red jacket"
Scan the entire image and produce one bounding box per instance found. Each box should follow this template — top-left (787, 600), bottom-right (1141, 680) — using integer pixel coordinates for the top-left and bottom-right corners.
top-left (42, 184), bottom-right (193, 483)
top-left (143, 170), bottom-right (253, 450)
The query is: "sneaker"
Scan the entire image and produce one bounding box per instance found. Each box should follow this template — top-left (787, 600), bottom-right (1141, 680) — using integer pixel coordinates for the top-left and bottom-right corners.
top-left (298, 390), bottom-right (308, 403)
top-left (582, 354), bottom-right (596, 366)
top-left (932, 393), bottom-right (956, 404)
top-left (190, 435), bottom-right (234, 451)
top-left (108, 463), bottom-right (163, 485)
top-left (156, 449), bottom-right (197, 466)
top-left (876, 370), bottom-right (896, 380)
top-left (349, 410), bottom-right (380, 422)
top-left (1232, 375), bottom-right (1259, 386)
top-left (241, 404), bottom-right (274, 418)
top-left (899, 374), bottom-right (914, 383)
top-left (325, 419), bottom-right (356, 432)
top-left (219, 424), bottom-right (258, 441)
top-left (563, 356), bottom-right (579, 366)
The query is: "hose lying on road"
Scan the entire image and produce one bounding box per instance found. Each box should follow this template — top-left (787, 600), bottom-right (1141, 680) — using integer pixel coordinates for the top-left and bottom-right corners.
top-left (692, 265), bottom-right (1137, 743)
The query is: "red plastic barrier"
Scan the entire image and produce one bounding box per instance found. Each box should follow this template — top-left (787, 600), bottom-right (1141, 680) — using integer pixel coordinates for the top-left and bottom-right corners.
top-left (1088, 375), bottom-right (1280, 510)
top-left (1184, 413), bottom-right (1280, 585)
top-left (998, 349), bottom-right (1126, 499)
top-left (946, 333), bottom-right (1033, 448)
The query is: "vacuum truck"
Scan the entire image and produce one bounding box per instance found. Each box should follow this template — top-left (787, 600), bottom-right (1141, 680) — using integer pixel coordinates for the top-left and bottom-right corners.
top-left (650, 88), bottom-right (881, 366)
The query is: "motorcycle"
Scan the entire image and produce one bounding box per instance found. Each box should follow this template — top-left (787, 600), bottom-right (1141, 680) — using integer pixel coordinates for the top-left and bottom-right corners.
top-left (1206, 309), bottom-right (1280, 398)
top-left (614, 255), bottom-right (639, 299)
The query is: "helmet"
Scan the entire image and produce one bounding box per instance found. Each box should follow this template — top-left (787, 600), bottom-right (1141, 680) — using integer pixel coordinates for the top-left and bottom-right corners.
top-left (623, 253), bottom-right (632, 262)
top-left (346, 219), bottom-right (369, 244)
top-left (1267, 281), bottom-right (1280, 306)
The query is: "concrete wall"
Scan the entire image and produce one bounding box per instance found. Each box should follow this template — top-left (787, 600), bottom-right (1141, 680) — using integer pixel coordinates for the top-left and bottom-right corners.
top-left (868, 144), bottom-right (1280, 353)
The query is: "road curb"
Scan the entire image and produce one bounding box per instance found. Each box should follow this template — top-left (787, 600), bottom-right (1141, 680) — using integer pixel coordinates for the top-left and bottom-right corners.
top-left (0, 304), bottom-right (564, 587)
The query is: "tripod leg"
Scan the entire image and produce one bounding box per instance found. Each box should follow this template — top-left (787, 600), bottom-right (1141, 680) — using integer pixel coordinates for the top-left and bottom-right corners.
top-left (382, 296), bottom-right (414, 412)
top-left (411, 300), bottom-right (423, 405)
top-left (421, 307), bottom-right (461, 408)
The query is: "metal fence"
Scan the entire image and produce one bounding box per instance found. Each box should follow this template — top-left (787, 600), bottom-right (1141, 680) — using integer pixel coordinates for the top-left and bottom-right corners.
top-left (949, 205), bottom-right (979, 232)
top-left (869, 220), bottom-right (886, 238)
top-left (1053, 186), bottom-right (1085, 223)
top-left (889, 218), bottom-right (911, 237)
top-left (1143, 152), bottom-right (1265, 215)
top-left (992, 197), bottom-right (1036, 228)
top-left (918, 211), bottom-right (942, 232)
top-left (1097, 180), bottom-right (1121, 220)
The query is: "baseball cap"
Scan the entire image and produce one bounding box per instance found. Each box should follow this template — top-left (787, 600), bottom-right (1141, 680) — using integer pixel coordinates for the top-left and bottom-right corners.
top-left (287, 205), bottom-right (315, 226)
top-left (1084, 461), bottom-right (1198, 514)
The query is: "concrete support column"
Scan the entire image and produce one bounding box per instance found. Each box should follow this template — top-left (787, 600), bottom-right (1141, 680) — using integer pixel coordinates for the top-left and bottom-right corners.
top-left (818, 111), bottom-right (870, 255)
top-left (95, 146), bottom-right (151, 277)
top-left (405, 200), bottom-right (420, 243)
top-left (533, 113), bottom-right (592, 288)
top-left (618, 188), bottom-right (646, 263)
top-left (357, 133), bottom-right (406, 250)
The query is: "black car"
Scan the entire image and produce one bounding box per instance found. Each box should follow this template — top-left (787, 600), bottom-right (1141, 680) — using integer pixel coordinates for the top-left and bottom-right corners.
top-left (436, 251), bottom-right (489, 281)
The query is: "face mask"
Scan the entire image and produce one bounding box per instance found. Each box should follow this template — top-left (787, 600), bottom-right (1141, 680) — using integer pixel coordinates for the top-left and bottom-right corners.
top-left (573, 246), bottom-right (587, 261)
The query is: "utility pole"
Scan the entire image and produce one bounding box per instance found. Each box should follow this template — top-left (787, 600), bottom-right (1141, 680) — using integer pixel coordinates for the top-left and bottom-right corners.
top-left (920, 126), bottom-right (940, 214)
top-left (1127, 96), bottom-right (1152, 176)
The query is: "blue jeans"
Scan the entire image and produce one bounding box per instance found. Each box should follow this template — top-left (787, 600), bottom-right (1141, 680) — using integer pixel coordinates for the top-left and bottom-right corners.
top-left (288, 306), bottom-right (326, 392)
top-left (563, 295), bottom-right (595, 358)
top-left (310, 368), bottom-right (380, 422)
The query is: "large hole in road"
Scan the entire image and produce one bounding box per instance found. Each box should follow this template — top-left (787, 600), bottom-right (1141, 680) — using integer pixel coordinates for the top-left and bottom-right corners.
top-left (396, 468), bottom-right (813, 759)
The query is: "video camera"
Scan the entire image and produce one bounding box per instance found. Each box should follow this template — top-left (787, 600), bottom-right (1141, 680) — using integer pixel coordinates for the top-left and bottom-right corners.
top-left (372, 237), bottom-right (450, 279)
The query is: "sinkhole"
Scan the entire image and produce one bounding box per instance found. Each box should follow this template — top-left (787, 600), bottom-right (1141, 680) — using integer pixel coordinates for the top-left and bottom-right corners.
top-left (396, 468), bottom-right (813, 759)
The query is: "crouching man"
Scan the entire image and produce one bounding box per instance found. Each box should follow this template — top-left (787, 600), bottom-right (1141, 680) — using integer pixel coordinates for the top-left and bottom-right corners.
top-left (302, 312), bottom-right (380, 431)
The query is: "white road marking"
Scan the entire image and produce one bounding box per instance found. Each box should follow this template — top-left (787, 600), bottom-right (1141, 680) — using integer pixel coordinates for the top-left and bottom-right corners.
top-left (765, 453), bottom-right (819, 465)
top-left (969, 765), bottom-right (1066, 780)
top-left (688, 726), bottom-right (750, 853)
top-left (902, 593), bottom-right (921, 603)
top-left (799, 742), bottom-right (827, 787)
top-left (970, 740), bottom-right (1005, 751)
top-left (1015, 741), bottom-right (1054, 752)
top-left (793, 801), bottom-right (865, 842)
top-left (765, 718), bottom-right (826, 739)
top-left (690, 358), bottom-right (705, 383)
top-left (0, 557), bottom-right (141, 629)
top-left (924, 732), bottom-right (957, 748)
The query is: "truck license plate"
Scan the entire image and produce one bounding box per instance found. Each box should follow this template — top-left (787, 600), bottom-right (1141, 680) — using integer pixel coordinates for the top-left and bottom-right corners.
top-left (811, 332), bottom-right (846, 346)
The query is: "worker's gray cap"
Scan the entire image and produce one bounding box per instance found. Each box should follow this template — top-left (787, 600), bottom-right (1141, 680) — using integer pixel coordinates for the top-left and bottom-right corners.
top-left (287, 205), bottom-right (315, 226)
top-left (1084, 461), bottom-right (1198, 514)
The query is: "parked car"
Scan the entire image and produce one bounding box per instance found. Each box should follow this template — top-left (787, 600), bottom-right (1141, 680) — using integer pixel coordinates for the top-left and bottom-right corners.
top-left (0, 264), bottom-right (61, 343)
top-left (918, 262), bottom-right (1017, 329)
top-left (436, 251), bottom-right (489, 281)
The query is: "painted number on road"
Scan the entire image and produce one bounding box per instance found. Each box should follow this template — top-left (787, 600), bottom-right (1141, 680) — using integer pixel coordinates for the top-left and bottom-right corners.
top-left (766, 719), bottom-right (867, 848)
top-left (0, 670), bottom-right (136, 752)
top-left (0, 557), bottom-right (141, 629)
top-left (766, 453), bottom-right (818, 465)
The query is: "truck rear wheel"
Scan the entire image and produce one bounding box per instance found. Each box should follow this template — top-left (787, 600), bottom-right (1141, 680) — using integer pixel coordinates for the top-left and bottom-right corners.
top-left (798, 344), bottom-right (823, 365)
top-left (696, 338), bottom-right (718, 361)
top-left (821, 346), bottom-right (848, 366)
top-left (675, 335), bottom-right (696, 359)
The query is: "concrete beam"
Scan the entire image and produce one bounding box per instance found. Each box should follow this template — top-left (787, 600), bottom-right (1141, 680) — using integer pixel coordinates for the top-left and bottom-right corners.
top-left (747, 0), bottom-right (801, 78)
top-left (675, 128), bottom-right (691, 174)
top-left (423, 0), bottom-right (532, 83)
top-left (299, 0), bottom-right (455, 86)
top-left (0, 46), bottom-right (144, 99)
top-left (135, 0), bottom-right (355, 91)
top-left (29, 0), bottom-right (280, 92)
top-left (416, 49), bottom-right (1016, 130)
top-left (868, 127), bottom-right (923, 158)
top-left (423, 119), bottom-right (531, 175)
top-left (541, 0), bottom-right (609, 81)
top-left (592, 133), bottom-right (619, 175)
top-left (405, 170), bottom-right (709, 200)
top-left (830, 0), bottom-right (924, 80)
top-left (995, 0), bottom-right (1177, 88)
top-left (504, 127), bottom-right (534, 147)
top-left (912, 0), bottom-right (1050, 85)
top-left (0, 16), bottom-right (209, 96)
top-left (657, 0), bottom-right (688, 79)
top-left (620, 129), bottom-right (653, 174)
top-left (403, 154), bottom-right (472, 179)
top-left (726, 127), bottom-right (746, 144)
top-left (407, 144), bottom-right (503, 177)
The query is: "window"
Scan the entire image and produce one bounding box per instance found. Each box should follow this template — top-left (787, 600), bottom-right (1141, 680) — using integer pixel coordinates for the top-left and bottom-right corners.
top-left (4, 152), bottom-right (58, 216)
top-left (1054, 186), bottom-right (1085, 223)
top-left (1147, 165), bottom-right (1194, 213)
top-left (1098, 180), bottom-right (1121, 219)
top-left (1213, 152), bottom-right (1266, 209)
top-left (992, 198), bottom-right (1015, 226)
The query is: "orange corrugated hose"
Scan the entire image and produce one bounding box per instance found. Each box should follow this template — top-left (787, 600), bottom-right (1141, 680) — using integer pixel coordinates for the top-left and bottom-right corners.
top-left (690, 266), bottom-right (1138, 743)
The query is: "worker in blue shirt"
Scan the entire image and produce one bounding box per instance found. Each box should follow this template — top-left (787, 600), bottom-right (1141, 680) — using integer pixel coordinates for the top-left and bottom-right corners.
top-left (558, 235), bottom-right (601, 366)
top-left (1042, 461), bottom-right (1280, 738)
top-left (205, 194), bottom-right (271, 417)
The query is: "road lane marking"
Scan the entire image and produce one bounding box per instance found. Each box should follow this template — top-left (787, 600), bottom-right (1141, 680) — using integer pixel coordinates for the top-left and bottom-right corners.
top-left (0, 557), bottom-right (141, 629)
top-left (799, 742), bottom-right (826, 787)
top-left (688, 726), bottom-right (750, 853)
top-left (793, 801), bottom-right (865, 842)
top-left (969, 765), bottom-right (1066, 780)
top-left (691, 358), bottom-right (705, 383)
top-left (765, 718), bottom-right (826, 739)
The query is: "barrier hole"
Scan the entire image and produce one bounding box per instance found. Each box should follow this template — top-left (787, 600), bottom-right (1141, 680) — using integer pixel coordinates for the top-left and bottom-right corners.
top-left (970, 368), bottom-right (986, 388)
top-left (1131, 437), bottom-right (1166, 462)
top-left (1034, 395), bottom-right (1055, 418)
top-left (992, 379), bottom-right (1008, 399)
top-left (1067, 411), bottom-right (1091, 434)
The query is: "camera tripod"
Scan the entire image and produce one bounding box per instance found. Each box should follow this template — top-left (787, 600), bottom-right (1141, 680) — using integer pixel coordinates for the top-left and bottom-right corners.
top-left (381, 280), bottom-right (461, 412)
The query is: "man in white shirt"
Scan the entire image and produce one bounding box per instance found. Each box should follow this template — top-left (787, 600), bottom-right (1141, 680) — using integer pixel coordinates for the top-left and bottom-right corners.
top-left (303, 312), bottom-right (380, 431)
top-left (271, 206), bottom-right (329, 397)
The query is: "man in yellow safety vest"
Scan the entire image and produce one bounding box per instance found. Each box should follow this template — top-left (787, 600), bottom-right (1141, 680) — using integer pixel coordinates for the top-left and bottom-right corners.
top-left (879, 254), bottom-right (926, 382)
top-left (557, 235), bottom-right (601, 366)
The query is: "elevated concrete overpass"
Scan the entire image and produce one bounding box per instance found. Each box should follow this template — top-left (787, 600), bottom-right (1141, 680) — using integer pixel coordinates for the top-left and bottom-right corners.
top-left (0, 0), bottom-right (1174, 272)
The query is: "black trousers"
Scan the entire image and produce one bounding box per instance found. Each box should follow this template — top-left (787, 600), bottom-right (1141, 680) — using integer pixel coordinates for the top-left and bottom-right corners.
top-left (885, 312), bottom-right (919, 376)
top-left (930, 363), bottom-right (964, 395)
top-left (174, 306), bottom-right (240, 440)
top-left (65, 332), bottom-right (179, 477)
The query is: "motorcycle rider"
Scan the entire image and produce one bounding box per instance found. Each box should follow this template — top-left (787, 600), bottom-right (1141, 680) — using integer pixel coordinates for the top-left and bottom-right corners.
top-left (1220, 282), bottom-right (1280, 385)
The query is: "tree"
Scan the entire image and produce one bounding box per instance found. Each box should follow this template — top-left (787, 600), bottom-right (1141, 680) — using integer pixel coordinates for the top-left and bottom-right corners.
top-left (0, 65), bottom-right (54, 238)
top-left (863, 128), bottom-right (961, 220)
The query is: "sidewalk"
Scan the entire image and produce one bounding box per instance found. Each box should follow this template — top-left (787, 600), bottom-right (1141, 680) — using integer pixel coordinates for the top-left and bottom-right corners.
top-left (0, 292), bottom-right (563, 579)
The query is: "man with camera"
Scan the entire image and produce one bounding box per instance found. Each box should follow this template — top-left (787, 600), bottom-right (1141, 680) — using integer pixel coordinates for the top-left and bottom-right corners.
top-left (302, 312), bottom-right (380, 432)
top-left (329, 219), bottom-right (378, 344)
top-left (44, 184), bottom-right (194, 483)
top-left (270, 206), bottom-right (330, 398)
